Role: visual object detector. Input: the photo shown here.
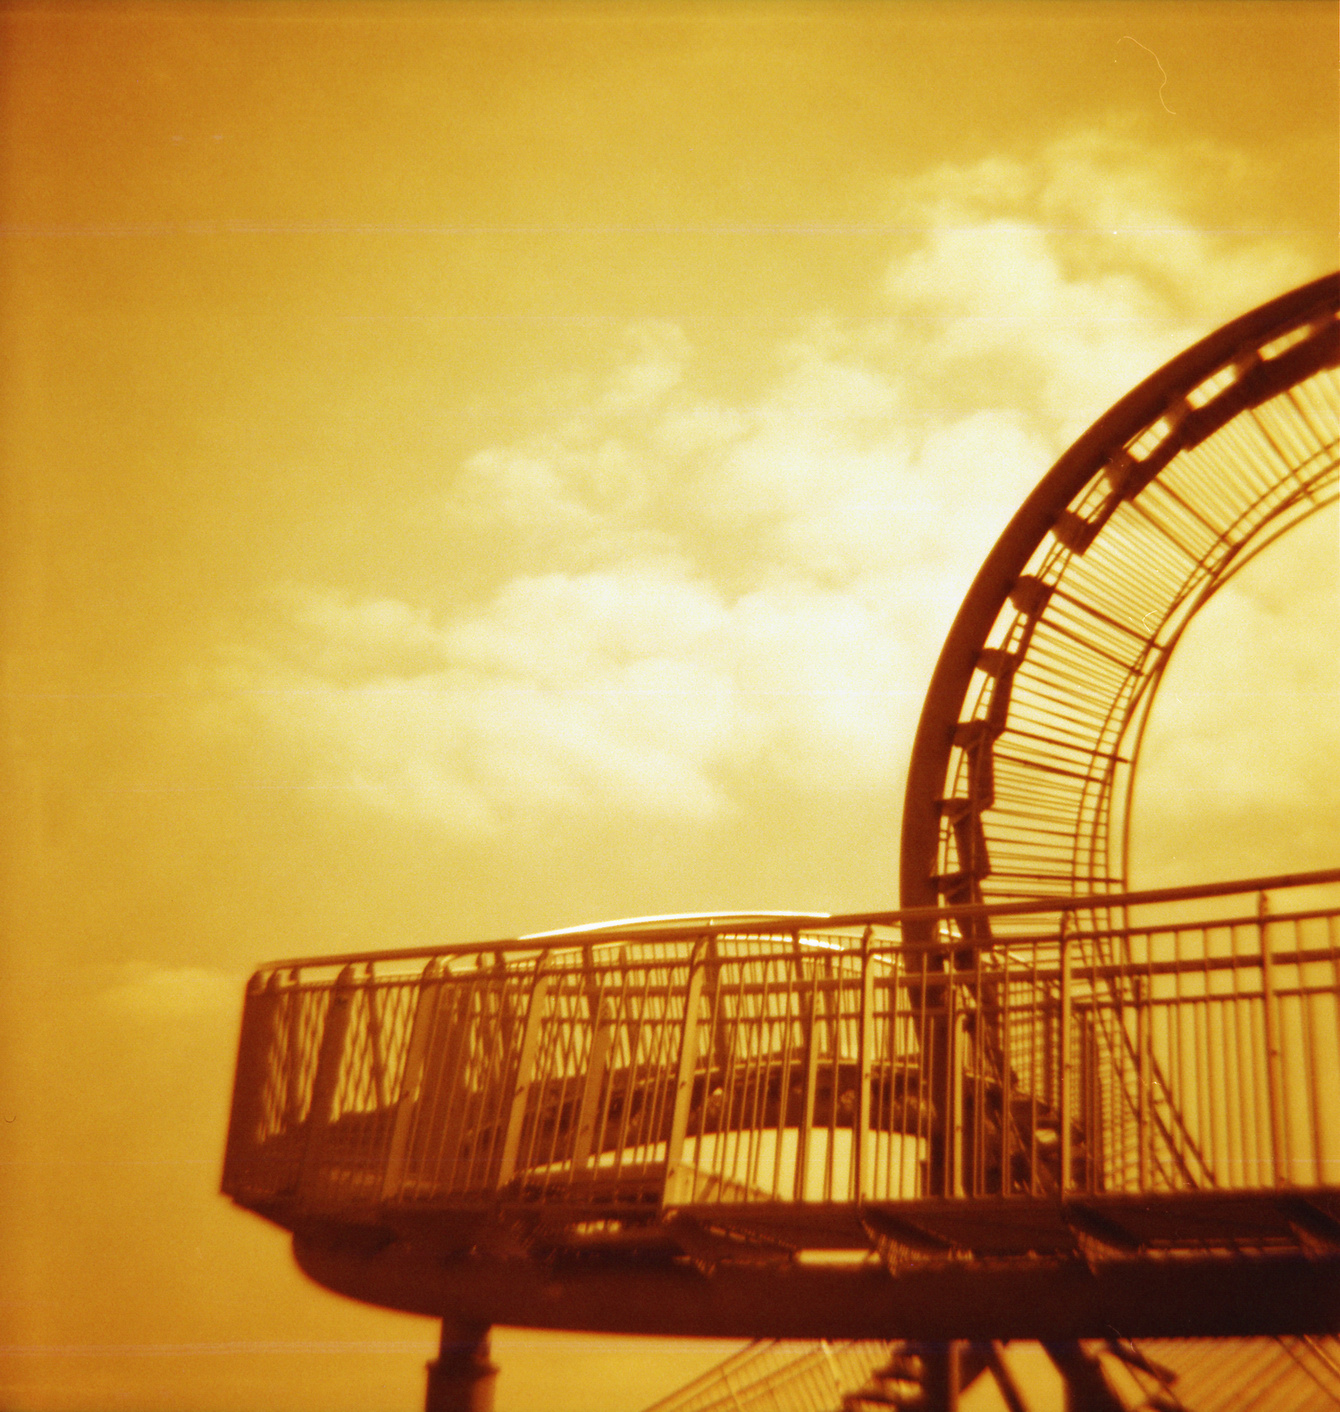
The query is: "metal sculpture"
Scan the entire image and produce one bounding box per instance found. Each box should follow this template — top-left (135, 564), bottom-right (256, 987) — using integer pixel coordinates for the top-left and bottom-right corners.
top-left (902, 271), bottom-right (1338, 928)
top-left (221, 274), bottom-right (1340, 1411)
top-left (639, 1334), bottom-right (1340, 1412)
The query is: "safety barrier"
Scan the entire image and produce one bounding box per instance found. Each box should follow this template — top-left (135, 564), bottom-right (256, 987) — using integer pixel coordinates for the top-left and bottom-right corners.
top-left (223, 869), bottom-right (1340, 1223)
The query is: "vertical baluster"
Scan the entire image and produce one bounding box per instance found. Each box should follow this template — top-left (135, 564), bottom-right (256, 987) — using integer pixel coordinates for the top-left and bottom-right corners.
top-left (855, 927), bottom-right (875, 1202)
top-left (665, 941), bottom-right (708, 1206)
top-left (497, 964), bottom-right (553, 1189)
top-left (948, 964), bottom-right (964, 1200)
top-left (1059, 916), bottom-right (1073, 1196)
top-left (823, 956), bottom-right (840, 1201)
top-left (1140, 960), bottom-right (1152, 1191)
top-left (915, 946), bottom-right (932, 1199)
top-left (1226, 922), bottom-right (1246, 1189)
top-left (381, 957), bottom-right (444, 1203)
top-left (772, 939), bottom-right (800, 1201)
top-left (1029, 939), bottom-right (1041, 1198)
top-left (284, 970), bottom-right (303, 1131)
top-left (1000, 945), bottom-right (1012, 1196)
top-left (1259, 893), bottom-right (1288, 1187)
top-left (1298, 915), bottom-right (1326, 1188)
top-left (1199, 929), bottom-right (1217, 1187)
top-left (299, 965), bottom-right (357, 1205)
top-left (365, 974), bottom-right (387, 1112)
top-left (795, 959), bottom-right (819, 1202)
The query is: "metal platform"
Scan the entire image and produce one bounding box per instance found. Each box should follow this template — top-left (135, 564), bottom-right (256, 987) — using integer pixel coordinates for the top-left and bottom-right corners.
top-left (224, 869), bottom-right (1340, 1339)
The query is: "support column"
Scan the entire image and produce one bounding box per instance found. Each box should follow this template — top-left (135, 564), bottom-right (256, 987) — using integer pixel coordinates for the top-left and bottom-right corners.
top-left (425, 1321), bottom-right (497, 1412)
top-left (920, 1342), bottom-right (960, 1412)
top-left (1041, 1341), bottom-right (1126, 1412)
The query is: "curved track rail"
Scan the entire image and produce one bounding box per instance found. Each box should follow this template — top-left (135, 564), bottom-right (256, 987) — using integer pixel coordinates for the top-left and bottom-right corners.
top-left (900, 272), bottom-right (1339, 938)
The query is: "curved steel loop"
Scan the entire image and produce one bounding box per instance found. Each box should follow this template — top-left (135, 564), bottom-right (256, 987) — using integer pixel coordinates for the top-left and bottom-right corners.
top-left (900, 272), bottom-right (1340, 945)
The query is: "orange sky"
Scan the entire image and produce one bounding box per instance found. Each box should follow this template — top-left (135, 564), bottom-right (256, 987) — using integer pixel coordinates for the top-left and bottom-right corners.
top-left (1, 3), bottom-right (1337, 1410)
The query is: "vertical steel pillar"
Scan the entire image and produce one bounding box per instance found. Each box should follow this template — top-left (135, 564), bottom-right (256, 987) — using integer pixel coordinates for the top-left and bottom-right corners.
top-left (298, 964), bottom-right (357, 1203)
top-left (1041, 1341), bottom-right (1126, 1412)
top-left (425, 1321), bottom-right (497, 1412)
top-left (665, 943), bottom-right (708, 1204)
top-left (1259, 892), bottom-right (1289, 1186)
top-left (921, 1342), bottom-right (960, 1412)
top-left (1059, 919), bottom-right (1073, 1195)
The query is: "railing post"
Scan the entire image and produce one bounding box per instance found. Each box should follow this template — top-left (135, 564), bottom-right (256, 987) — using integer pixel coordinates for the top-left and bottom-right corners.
top-left (1059, 918), bottom-right (1073, 1196)
top-left (856, 927), bottom-right (875, 1201)
top-left (365, 975), bottom-right (388, 1111)
top-left (665, 941), bottom-right (708, 1204)
top-left (381, 957), bottom-right (445, 1203)
top-left (572, 996), bottom-right (617, 1173)
top-left (1259, 892), bottom-right (1288, 1187)
top-left (496, 963), bottom-right (552, 1188)
top-left (1137, 972), bottom-right (1151, 1192)
top-left (282, 970), bottom-right (303, 1130)
top-left (948, 975), bottom-right (964, 1199)
top-left (794, 956), bottom-right (820, 1202)
top-left (221, 971), bottom-right (280, 1196)
top-left (299, 964), bottom-right (357, 1203)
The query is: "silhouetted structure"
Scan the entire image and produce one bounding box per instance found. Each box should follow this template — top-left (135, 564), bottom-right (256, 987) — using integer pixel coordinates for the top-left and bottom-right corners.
top-left (640, 1335), bottom-right (1340, 1412)
top-left (223, 273), bottom-right (1340, 1411)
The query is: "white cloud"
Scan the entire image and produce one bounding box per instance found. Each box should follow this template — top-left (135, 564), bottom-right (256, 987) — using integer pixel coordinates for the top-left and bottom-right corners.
top-left (96, 963), bottom-right (240, 1019)
top-left (267, 585), bottom-right (448, 684)
top-left (593, 320), bottom-right (692, 417)
top-left (878, 130), bottom-right (1312, 445)
top-left (225, 126), bottom-right (1329, 850)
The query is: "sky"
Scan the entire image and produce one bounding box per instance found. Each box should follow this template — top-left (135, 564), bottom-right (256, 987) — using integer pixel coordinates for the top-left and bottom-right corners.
top-left (0, 2), bottom-right (1336, 1410)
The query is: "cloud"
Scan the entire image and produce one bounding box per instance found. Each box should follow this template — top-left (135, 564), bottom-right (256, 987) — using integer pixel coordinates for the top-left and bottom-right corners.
top-left (877, 128), bottom-right (1312, 444)
top-left (240, 561), bottom-right (916, 835)
top-left (96, 963), bottom-right (241, 1019)
top-left (593, 320), bottom-right (692, 417)
top-left (222, 126), bottom-right (1329, 849)
top-left (262, 586), bottom-right (450, 685)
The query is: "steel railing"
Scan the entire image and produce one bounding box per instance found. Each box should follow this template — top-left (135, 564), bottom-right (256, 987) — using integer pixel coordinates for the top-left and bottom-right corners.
top-left (639, 1339), bottom-right (894, 1412)
top-left (222, 869), bottom-right (1340, 1220)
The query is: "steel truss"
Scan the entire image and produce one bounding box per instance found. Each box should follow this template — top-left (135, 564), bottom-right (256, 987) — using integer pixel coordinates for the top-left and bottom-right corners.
top-left (901, 272), bottom-right (1338, 929)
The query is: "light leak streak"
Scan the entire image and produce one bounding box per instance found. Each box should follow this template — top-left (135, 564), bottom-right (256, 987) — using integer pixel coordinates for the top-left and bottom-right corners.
top-left (1120, 36), bottom-right (1176, 115)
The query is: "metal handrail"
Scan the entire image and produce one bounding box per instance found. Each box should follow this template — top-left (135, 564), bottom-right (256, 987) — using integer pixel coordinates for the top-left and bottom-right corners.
top-left (251, 864), bottom-right (1340, 971)
top-left (223, 870), bottom-right (1340, 1223)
